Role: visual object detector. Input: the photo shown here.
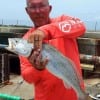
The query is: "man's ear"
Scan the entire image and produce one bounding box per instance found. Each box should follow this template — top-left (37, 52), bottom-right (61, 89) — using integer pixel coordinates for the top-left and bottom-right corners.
top-left (25, 7), bottom-right (29, 14)
top-left (49, 5), bottom-right (52, 12)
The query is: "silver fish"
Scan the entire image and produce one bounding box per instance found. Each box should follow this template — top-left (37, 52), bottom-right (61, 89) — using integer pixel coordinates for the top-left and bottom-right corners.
top-left (5, 38), bottom-right (91, 100)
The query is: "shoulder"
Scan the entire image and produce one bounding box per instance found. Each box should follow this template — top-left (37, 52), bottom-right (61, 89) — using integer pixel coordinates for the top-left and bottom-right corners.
top-left (51, 14), bottom-right (77, 22)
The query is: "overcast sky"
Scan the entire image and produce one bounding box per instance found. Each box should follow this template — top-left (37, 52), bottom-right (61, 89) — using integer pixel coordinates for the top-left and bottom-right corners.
top-left (0, 0), bottom-right (100, 26)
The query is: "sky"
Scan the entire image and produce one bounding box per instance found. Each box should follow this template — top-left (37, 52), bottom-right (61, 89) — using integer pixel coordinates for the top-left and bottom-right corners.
top-left (0, 0), bottom-right (100, 29)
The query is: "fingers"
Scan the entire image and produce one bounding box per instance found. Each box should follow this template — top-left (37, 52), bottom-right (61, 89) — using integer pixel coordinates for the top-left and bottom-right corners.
top-left (35, 54), bottom-right (48, 70)
top-left (28, 51), bottom-right (48, 70)
top-left (28, 34), bottom-right (34, 43)
top-left (28, 49), bottom-right (48, 70)
top-left (34, 35), bottom-right (42, 49)
top-left (27, 29), bottom-right (46, 70)
top-left (28, 29), bottom-right (45, 50)
top-left (42, 58), bottom-right (48, 67)
top-left (28, 32), bottom-right (43, 49)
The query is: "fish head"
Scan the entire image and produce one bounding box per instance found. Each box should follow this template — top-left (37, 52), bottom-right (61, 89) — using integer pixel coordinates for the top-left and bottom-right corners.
top-left (5, 38), bottom-right (33, 57)
top-left (7, 38), bottom-right (22, 50)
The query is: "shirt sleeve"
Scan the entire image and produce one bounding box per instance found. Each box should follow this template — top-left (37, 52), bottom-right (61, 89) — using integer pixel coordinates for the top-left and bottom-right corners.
top-left (38, 15), bottom-right (86, 40)
top-left (19, 56), bottom-right (44, 84)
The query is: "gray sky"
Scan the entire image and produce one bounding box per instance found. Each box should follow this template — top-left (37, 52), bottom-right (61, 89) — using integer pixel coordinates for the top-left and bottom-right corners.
top-left (0, 0), bottom-right (100, 25)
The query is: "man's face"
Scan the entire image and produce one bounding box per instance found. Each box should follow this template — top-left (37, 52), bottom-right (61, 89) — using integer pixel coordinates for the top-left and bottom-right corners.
top-left (26, 0), bottom-right (52, 27)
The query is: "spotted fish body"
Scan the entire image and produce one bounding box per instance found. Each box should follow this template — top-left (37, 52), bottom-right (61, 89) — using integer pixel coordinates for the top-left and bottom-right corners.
top-left (5, 38), bottom-right (89, 100)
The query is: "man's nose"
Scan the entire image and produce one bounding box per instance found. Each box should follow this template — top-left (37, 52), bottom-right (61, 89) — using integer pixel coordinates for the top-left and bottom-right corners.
top-left (35, 8), bottom-right (41, 13)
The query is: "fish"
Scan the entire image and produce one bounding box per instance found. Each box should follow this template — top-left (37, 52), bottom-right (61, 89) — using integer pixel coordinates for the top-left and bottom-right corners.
top-left (5, 38), bottom-right (92, 100)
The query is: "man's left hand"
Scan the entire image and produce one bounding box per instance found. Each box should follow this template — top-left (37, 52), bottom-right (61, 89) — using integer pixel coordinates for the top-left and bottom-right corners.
top-left (27, 29), bottom-right (48, 70)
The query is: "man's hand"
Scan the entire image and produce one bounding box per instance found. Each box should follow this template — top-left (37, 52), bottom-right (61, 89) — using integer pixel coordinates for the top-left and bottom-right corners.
top-left (28, 29), bottom-right (45, 49)
top-left (28, 49), bottom-right (48, 70)
top-left (28, 29), bottom-right (48, 70)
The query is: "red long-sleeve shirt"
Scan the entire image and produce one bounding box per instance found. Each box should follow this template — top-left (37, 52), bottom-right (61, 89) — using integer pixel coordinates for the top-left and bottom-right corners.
top-left (19, 15), bottom-right (86, 100)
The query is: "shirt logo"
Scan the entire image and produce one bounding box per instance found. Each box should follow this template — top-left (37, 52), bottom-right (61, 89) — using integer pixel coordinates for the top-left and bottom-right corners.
top-left (59, 18), bottom-right (83, 33)
top-left (59, 22), bottom-right (71, 32)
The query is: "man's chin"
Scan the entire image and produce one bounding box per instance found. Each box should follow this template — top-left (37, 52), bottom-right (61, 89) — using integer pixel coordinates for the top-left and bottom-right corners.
top-left (35, 22), bottom-right (47, 27)
top-left (35, 23), bottom-right (44, 27)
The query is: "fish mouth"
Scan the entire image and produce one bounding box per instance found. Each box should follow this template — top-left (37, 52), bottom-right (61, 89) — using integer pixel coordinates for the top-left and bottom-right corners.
top-left (4, 38), bottom-right (20, 54)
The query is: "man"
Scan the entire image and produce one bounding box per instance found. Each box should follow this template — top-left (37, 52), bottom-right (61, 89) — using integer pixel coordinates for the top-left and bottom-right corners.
top-left (19, 0), bottom-right (87, 100)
